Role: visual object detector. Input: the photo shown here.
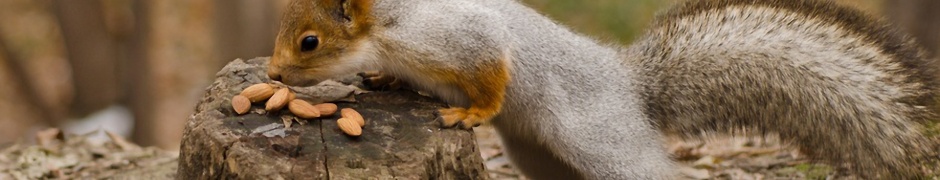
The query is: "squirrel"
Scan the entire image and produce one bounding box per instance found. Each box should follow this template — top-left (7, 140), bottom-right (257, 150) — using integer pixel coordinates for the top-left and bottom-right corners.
top-left (266, 0), bottom-right (939, 179)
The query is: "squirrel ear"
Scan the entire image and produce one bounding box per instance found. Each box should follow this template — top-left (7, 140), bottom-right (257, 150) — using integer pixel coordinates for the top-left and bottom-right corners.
top-left (342, 0), bottom-right (374, 36)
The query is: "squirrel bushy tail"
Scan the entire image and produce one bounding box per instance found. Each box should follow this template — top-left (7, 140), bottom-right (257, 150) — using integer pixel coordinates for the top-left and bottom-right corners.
top-left (629, 0), bottom-right (939, 177)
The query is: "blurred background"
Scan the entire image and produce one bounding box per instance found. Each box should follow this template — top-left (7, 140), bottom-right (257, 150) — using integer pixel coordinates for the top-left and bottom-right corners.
top-left (0, 0), bottom-right (936, 151)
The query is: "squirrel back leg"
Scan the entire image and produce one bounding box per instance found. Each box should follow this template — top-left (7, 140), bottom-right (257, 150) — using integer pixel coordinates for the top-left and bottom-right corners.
top-left (498, 132), bottom-right (583, 179)
top-left (547, 126), bottom-right (675, 179)
top-left (494, 94), bottom-right (677, 179)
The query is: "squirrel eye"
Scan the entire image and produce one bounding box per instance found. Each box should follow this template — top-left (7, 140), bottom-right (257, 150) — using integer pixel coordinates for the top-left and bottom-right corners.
top-left (300, 36), bottom-right (319, 52)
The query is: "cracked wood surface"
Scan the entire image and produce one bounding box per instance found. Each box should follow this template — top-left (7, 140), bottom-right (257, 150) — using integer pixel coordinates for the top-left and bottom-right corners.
top-left (177, 57), bottom-right (487, 179)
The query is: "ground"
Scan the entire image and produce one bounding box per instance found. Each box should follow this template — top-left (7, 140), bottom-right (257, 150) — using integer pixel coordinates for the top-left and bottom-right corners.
top-left (0, 123), bottom-right (924, 179)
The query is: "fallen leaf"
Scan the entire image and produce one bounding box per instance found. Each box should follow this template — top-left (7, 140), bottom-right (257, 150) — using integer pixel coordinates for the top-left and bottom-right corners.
top-left (105, 131), bottom-right (140, 151)
top-left (484, 156), bottom-right (510, 170)
top-left (35, 128), bottom-right (62, 149)
top-left (282, 116), bottom-right (294, 129)
top-left (680, 166), bottom-right (712, 179)
top-left (250, 123), bottom-right (284, 134)
top-left (692, 155), bottom-right (720, 169)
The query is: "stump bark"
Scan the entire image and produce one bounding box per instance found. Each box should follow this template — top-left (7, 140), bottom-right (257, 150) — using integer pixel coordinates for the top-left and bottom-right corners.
top-left (177, 57), bottom-right (486, 179)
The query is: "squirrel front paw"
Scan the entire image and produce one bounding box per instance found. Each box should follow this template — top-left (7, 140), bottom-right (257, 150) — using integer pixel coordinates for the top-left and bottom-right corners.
top-left (358, 71), bottom-right (402, 90)
top-left (438, 107), bottom-right (490, 129)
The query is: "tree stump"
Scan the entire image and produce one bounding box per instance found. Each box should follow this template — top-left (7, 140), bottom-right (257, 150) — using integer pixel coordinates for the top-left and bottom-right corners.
top-left (177, 57), bottom-right (486, 179)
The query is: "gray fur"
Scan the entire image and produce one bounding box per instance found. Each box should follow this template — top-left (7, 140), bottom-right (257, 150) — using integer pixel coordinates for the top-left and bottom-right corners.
top-left (633, 0), bottom-right (938, 178)
top-left (370, 0), bottom-right (673, 178)
top-left (354, 0), bottom-right (937, 179)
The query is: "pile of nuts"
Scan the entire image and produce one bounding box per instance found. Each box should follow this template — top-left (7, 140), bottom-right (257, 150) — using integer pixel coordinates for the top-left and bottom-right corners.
top-left (231, 83), bottom-right (366, 136)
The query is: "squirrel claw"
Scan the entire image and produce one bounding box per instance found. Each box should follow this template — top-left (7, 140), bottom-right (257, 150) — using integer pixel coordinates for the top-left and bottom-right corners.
top-left (358, 71), bottom-right (402, 90)
top-left (438, 108), bottom-right (485, 129)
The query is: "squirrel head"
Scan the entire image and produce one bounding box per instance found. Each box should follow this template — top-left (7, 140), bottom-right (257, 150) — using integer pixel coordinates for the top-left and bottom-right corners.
top-left (268, 0), bottom-right (375, 86)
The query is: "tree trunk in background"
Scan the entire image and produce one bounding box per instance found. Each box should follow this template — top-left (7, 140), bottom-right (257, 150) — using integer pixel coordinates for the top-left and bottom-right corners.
top-left (128, 0), bottom-right (284, 150)
top-left (885, 0), bottom-right (940, 57)
top-left (0, 38), bottom-right (46, 142)
top-left (130, 0), bottom-right (220, 150)
top-left (0, 0), bottom-right (72, 142)
top-left (213, 0), bottom-right (281, 62)
top-left (52, 0), bottom-right (121, 119)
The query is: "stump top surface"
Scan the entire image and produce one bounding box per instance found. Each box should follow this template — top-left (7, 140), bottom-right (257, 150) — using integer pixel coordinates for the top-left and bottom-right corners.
top-left (178, 57), bottom-right (486, 179)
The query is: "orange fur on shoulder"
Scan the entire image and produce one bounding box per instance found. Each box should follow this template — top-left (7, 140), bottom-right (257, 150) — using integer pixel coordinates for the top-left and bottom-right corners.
top-left (432, 56), bottom-right (511, 128)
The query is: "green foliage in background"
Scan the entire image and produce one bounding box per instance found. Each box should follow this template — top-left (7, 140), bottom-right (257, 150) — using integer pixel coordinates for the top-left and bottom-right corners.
top-left (520, 0), bottom-right (881, 44)
top-left (521, 0), bottom-right (676, 43)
